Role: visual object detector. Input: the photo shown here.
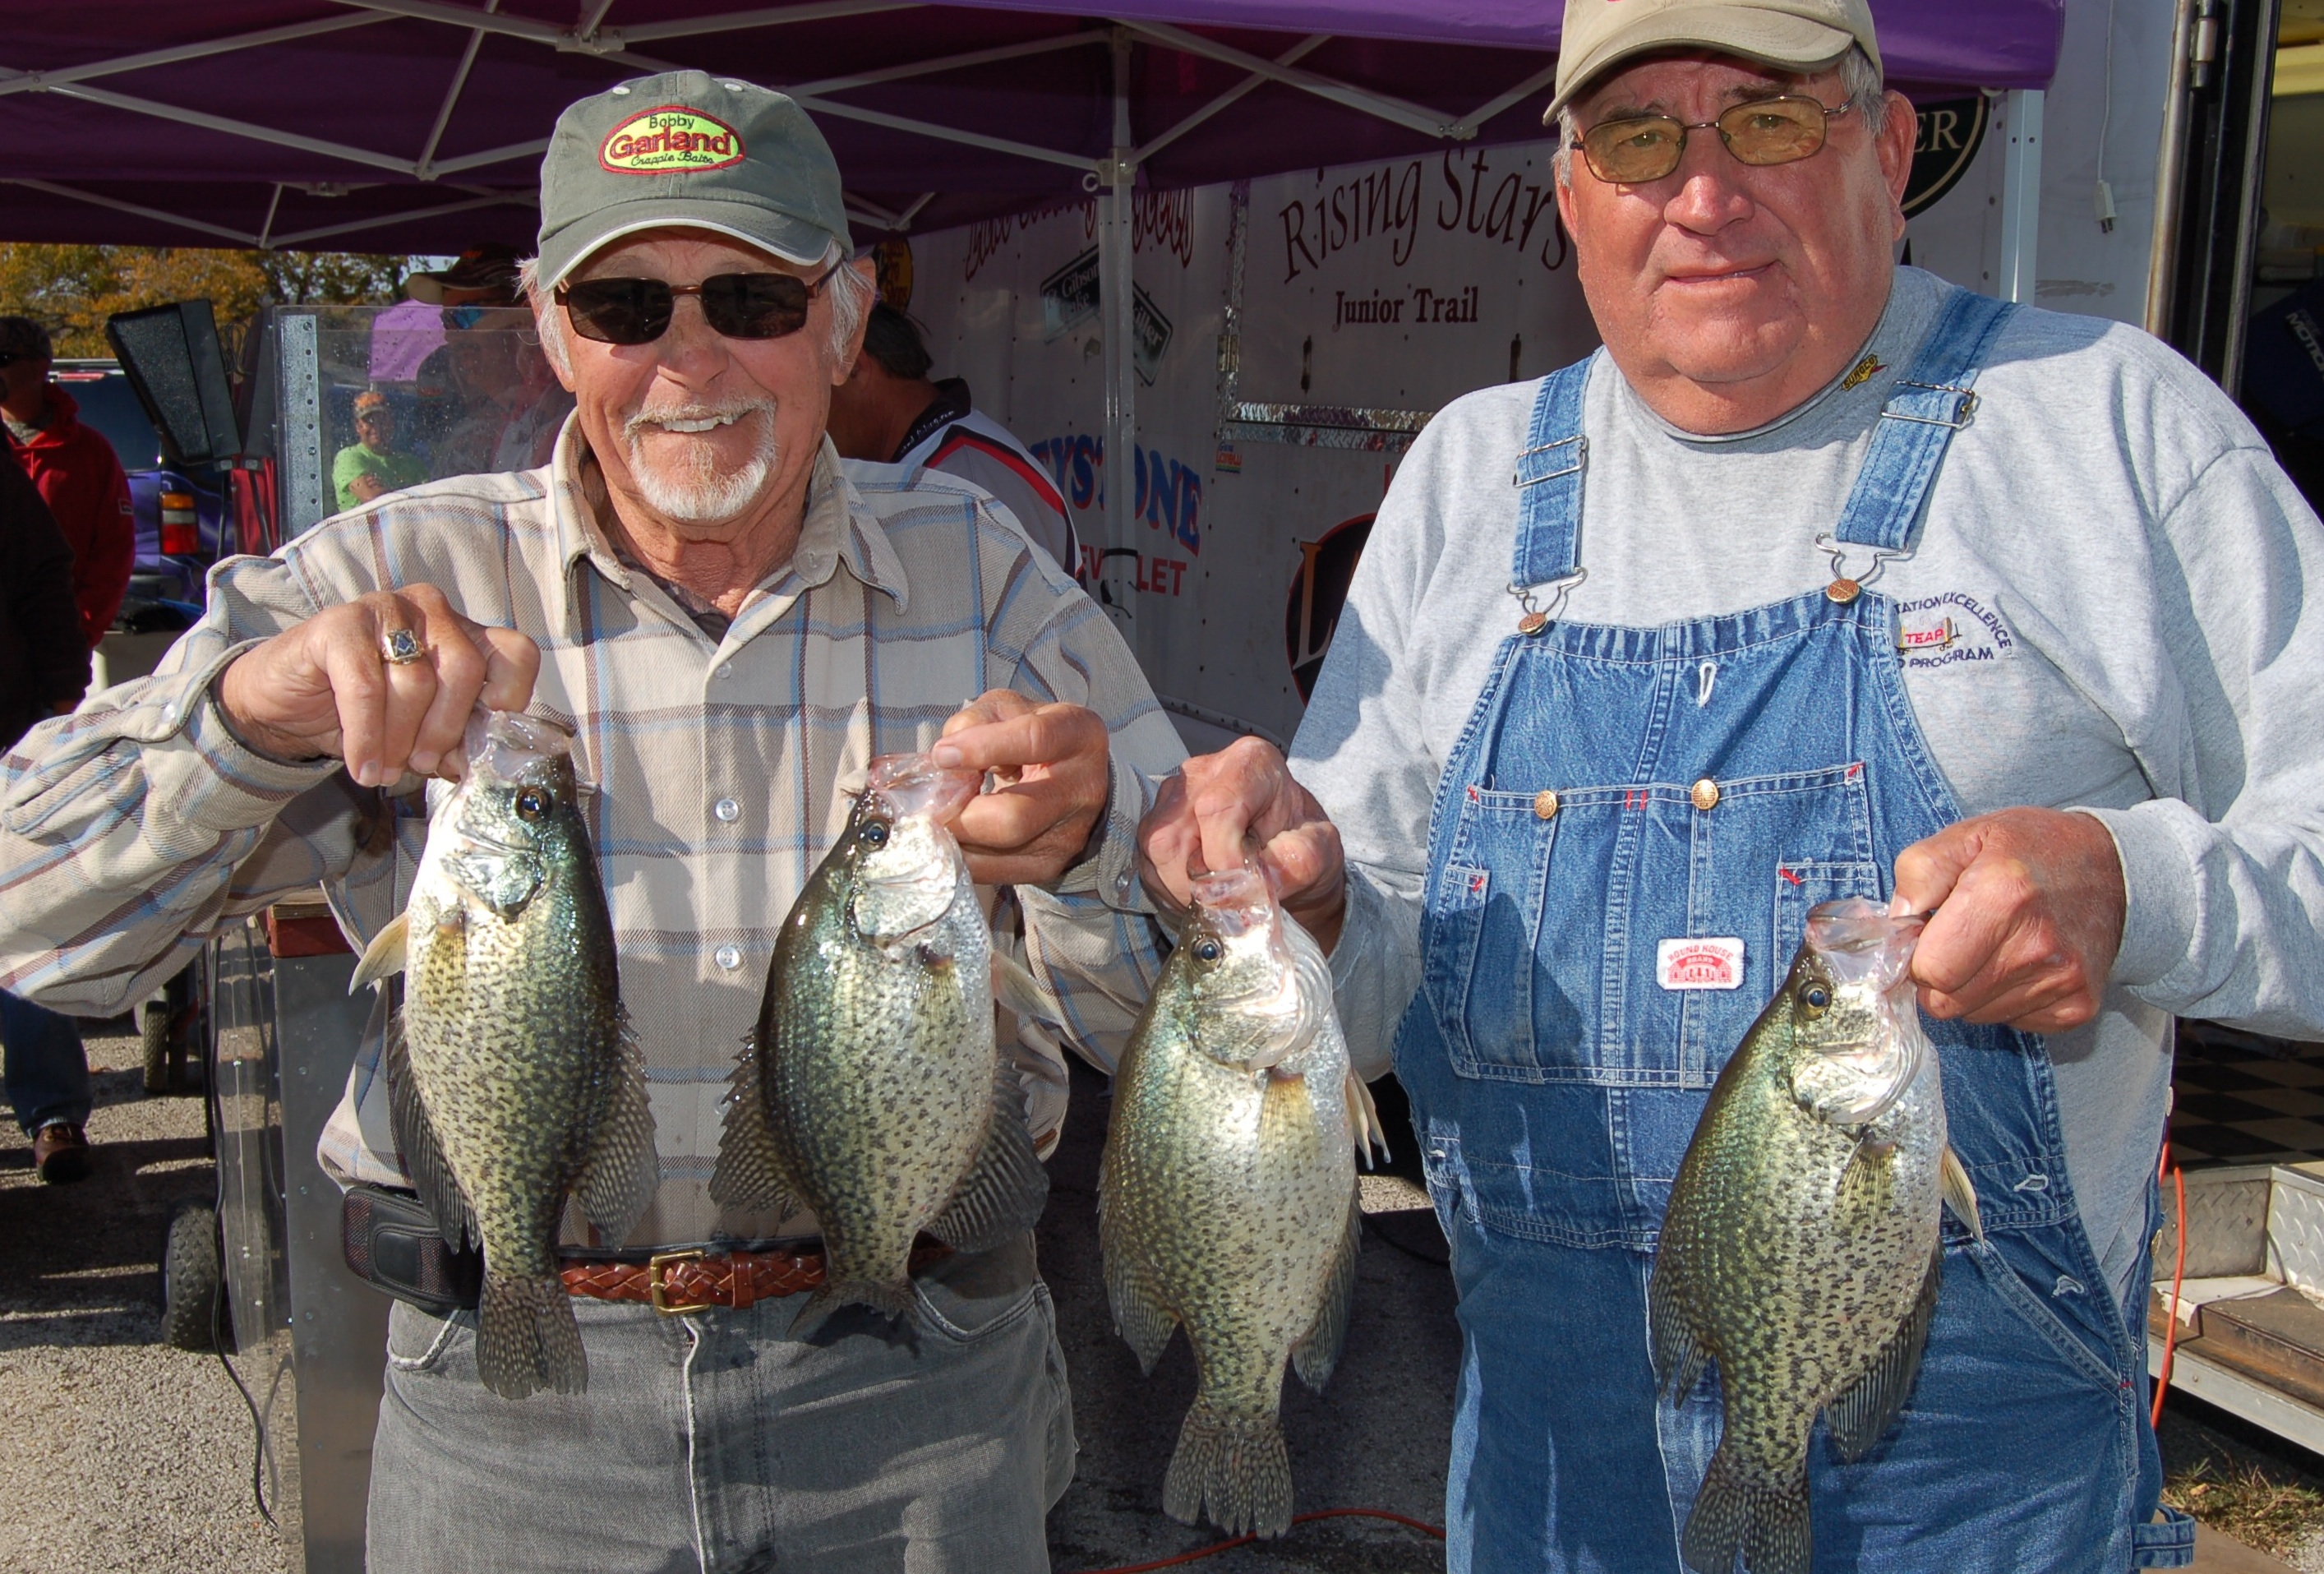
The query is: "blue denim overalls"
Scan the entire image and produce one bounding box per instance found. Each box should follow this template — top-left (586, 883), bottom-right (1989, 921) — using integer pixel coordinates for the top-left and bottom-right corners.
top-left (1393, 288), bottom-right (2193, 1572)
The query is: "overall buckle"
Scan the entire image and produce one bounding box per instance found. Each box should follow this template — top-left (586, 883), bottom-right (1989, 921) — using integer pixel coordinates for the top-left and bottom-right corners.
top-left (648, 1249), bottom-right (712, 1315)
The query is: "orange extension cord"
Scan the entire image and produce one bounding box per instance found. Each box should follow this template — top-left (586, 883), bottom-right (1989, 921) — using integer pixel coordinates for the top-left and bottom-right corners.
top-left (2152, 1138), bottom-right (2188, 1429)
top-left (1067, 1507), bottom-right (1447, 1573)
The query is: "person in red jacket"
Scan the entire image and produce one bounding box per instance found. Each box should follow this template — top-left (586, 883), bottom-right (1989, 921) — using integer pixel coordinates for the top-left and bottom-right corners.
top-left (0, 317), bottom-right (134, 649)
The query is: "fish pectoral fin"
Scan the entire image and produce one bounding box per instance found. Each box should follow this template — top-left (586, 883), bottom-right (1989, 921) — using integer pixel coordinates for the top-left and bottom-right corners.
top-left (1941, 1144), bottom-right (1985, 1241)
top-left (1646, 1254), bottom-right (1710, 1402)
top-left (578, 1006), bottom-right (660, 1244)
top-left (1346, 1071), bottom-right (1390, 1170)
top-left (1291, 1194), bottom-right (1362, 1393)
top-left (1683, 1447), bottom-right (1810, 1574)
top-left (1836, 1136), bottom-right (1897, 1222)
top-left (349, 912), bottom-right (411, 995)
top-left (991, 949), bottom-right (1052, 1026)
top-left (383, 1009), bottom-right (476, 1253)
top-left (1824, 1243), bottom-right (1942, 1464)
top-left (925, 1069), bottom-right (1050, 1253)
top-left (708, 1030), bottom-right (802, 1218)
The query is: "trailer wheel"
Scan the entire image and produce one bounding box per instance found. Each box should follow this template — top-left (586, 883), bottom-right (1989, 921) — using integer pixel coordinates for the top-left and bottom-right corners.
top-left (140, 1001), bottom-right (170, 1096)
top-left (160, 1200), bottom-right (223, 1353)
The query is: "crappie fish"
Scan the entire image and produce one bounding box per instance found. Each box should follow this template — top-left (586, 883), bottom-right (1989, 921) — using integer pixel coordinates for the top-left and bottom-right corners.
top-left (711, 752), bottom-right (1048, 1327)
top-left (351, 710), bottom-right (656, 1400)
top-left (1648, 898), bottom-right (1983, 1574)
top-left (1098, 867), bottom-right (1389, 1539)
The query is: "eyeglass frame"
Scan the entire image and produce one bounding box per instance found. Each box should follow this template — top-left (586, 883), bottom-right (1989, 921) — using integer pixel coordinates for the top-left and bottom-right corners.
top-left (551, 265), bottom-right (840, 346)
top-left (1568, 95), bottom-right (1860, 185)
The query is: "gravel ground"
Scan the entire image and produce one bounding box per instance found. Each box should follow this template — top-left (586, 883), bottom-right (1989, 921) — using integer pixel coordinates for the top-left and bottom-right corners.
top-left (0, 1016), bottom-right (284, 1573)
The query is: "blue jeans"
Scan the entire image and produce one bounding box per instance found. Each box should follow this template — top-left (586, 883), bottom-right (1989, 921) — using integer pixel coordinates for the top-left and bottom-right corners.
top-left (0, 990), bottom-right (90, 1135)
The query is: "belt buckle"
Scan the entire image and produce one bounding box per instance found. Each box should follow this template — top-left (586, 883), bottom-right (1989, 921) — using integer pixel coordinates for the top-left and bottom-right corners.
top-left (648, 1249), bottom-right (713, 1316)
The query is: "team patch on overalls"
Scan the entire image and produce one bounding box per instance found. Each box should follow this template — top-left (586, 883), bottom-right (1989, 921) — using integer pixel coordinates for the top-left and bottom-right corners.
top-left (599, 108), bottom-right (745, 174)
top-left (1657, 937), bottom-right (1745, 990)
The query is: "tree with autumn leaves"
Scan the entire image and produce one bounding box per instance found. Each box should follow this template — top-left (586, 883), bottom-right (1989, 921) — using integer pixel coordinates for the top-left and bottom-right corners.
top-left (0, 246), bottom-right (421, 363)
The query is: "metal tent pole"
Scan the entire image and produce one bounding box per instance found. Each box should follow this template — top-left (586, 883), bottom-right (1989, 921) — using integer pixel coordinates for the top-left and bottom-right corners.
top-left (1100, 25), bottom-right (1138, 627)
top-left (1998, 88), bottom-right (2045, 303)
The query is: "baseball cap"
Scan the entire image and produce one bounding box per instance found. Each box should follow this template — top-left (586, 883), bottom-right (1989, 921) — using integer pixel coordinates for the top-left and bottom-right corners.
top-left (0, 316), bottom-right (52, 367)
top-left (536, 71), bottom-right (852, 293)
top-left (404, 244), bottom-right (523, 306)
top-left (1546, 0), bottom-right (1882, 120)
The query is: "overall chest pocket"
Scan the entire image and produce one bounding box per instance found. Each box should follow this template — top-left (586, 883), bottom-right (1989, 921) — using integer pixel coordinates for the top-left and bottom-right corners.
top-left (1420, 765), bottom-right (1879, 1090)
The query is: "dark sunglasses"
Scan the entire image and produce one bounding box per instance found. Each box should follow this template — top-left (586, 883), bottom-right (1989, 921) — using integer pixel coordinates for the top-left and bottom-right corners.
top-left (554, 268), bottom-right (835, 347)
top-left (1573, 95), bottom-right (1854, 185)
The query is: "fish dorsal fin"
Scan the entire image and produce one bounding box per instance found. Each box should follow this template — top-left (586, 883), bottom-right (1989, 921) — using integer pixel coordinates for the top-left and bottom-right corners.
top-left (1941, 1145), bottom-right (1984, 1241)
top-left (349, 911), bottom-right (410, 994)
top-left (577, 1004), bottom-right (659, 1243)
top-left (708, 1030), bottom-right (802, 1219)
top-left (382, 1005), bottom-right (475, 1253)
top-left (1824, 1244), bottom-right (1942, 1462)
top-left (925, 1068), bottom-right (1049, 1253)
top-left (1290, 1194), bottom-right (1361, 1392)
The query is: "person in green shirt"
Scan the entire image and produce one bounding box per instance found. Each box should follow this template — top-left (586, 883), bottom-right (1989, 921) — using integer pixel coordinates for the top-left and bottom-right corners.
top-left (332, 390), bottom-right (428, 512)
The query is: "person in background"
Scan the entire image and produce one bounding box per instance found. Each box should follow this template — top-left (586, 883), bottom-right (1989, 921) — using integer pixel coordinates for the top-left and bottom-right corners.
top-left (332, 391), bottom-right (430, 511)
top-left (0, 316), bottom-right (132, 650)
top-left (0, 456), bottom-right (93, 1183)
top-left (828, 301), bottom-right (1078, 575)
top-left (402, 242), bottom-right (525, 311)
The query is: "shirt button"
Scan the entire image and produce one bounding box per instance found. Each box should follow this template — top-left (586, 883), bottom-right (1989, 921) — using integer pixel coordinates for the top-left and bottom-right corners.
top-left (160, 701), bottom-right (179, 725)
top-left (717, 662), bottom-right (735, 680)
top-left (713, 797), bottom-right (740, 823)
top-left (714, 944), bottom-right (743, 972)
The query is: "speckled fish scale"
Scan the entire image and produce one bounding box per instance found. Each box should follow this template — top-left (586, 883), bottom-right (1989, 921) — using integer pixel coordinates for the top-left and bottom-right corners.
top-left (1098, 869), bottom-right (1368, 1539)
top-left (1648, 899), bottom-right (1978, 1574)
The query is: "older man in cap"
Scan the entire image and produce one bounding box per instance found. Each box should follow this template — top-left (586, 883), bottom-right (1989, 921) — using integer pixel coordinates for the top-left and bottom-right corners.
top-left (1142, 0), bottom-right (2324, 1568)
top-left (0, 73), bottom-right (1182, 1571)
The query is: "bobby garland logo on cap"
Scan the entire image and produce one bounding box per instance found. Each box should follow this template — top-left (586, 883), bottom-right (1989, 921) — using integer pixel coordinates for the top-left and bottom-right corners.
top-left (599, 108), bottom-right (745, 174)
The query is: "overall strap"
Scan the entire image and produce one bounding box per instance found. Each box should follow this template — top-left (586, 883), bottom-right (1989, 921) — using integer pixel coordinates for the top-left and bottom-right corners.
top-left (1833, 288), bottom-right (2017, 553)
top-left (1509, 358), bottom-right (1593, 593)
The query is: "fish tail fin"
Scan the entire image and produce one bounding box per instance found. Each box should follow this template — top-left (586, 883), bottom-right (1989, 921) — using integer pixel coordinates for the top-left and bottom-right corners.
top-left (1163, 1400), bottom-right (1293, 1539)
top-left (1681, 1447), bottom-right (1810, 1574)
top-left (474, 1271), bottom-right (586, 1400)
top-left (793, 1276), bottom-right (916, 1334)
top-left (925, 1069), bottom-right (1049, 1253)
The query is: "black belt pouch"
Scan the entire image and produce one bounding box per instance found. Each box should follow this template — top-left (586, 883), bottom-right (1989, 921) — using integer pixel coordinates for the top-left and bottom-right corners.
top-left (342, 1183), bottom-right (483, 1316)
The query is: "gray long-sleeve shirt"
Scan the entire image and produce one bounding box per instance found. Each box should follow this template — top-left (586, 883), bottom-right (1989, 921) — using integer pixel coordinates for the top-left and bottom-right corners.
top-left (1295, 267), bottom-right (2324, 1301)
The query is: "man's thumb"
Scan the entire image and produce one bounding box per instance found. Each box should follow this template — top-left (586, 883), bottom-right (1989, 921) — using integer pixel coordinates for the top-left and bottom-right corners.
top-left (1892, 822), bottom-right (1980, 918)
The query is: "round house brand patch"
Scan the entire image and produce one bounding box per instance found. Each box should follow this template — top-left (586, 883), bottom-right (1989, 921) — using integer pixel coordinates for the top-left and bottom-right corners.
top-left (1657, 937), bottom-right (1745, 991)
top-left (599, 107), bottom-right (745, 174)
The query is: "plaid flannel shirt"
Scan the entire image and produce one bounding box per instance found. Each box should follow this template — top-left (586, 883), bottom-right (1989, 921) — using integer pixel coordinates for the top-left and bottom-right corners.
top-left (0, 422), bottom-right (1183, 1247)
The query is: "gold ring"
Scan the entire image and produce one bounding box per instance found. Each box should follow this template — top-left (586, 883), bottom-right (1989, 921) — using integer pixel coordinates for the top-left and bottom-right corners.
top-left (381, 628), bottom-right (427, 666)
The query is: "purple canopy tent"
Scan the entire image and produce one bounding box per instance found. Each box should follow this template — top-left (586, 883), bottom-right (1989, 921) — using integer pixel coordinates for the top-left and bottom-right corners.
top-left (0, 0), bottom-right (2062, 547)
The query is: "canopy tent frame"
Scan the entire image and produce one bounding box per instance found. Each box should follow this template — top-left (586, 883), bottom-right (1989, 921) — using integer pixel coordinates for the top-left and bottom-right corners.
top-left (0, 0), bottom-right (2063, 598)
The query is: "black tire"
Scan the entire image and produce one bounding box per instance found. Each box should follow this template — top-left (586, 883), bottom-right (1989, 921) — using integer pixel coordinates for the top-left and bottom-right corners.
top-left (141, 1001), bottom-right (170, 1096)
top-left (160, 1200), bottom-right (223, 1353)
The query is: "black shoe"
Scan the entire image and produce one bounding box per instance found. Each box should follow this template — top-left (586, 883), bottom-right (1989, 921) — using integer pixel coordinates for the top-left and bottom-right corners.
top-left (33, 1123), bottom-right (91, 1184)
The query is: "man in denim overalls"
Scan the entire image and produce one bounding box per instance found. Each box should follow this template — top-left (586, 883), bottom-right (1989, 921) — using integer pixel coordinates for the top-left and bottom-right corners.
top-left (1139, 0), bottom-right (2324, 1567)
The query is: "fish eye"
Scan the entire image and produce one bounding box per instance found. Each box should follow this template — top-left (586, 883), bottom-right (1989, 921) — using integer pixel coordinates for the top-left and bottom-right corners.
top-left (1191, 937), bottom-right (1224, 964)
top-left (859, 818), bottom-right (891, 848)
top-left (1801, 984), bottom-right (1833, 1013)
top-left (514, 787), bottom-right (551, 822)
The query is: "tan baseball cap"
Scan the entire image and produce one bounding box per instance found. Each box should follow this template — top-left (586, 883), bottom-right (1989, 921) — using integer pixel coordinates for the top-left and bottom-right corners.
top-left (1546, 0), bottom-right (1882, 121)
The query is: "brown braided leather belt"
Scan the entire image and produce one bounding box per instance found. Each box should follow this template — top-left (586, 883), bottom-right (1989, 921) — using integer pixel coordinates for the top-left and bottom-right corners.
top-left (560, 1240), bottom-right (953, 1315)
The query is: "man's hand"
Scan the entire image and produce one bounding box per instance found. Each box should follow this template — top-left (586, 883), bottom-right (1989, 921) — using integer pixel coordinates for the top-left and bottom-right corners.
top-left (215, 585), bottom-right (539, 786)
top-left (932, 690), bottom-right (1111, 885)
top-left (1137, 739), bottom-right (1346, 949)
top-left (1892, 807), bottom-right (2127, 1034)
